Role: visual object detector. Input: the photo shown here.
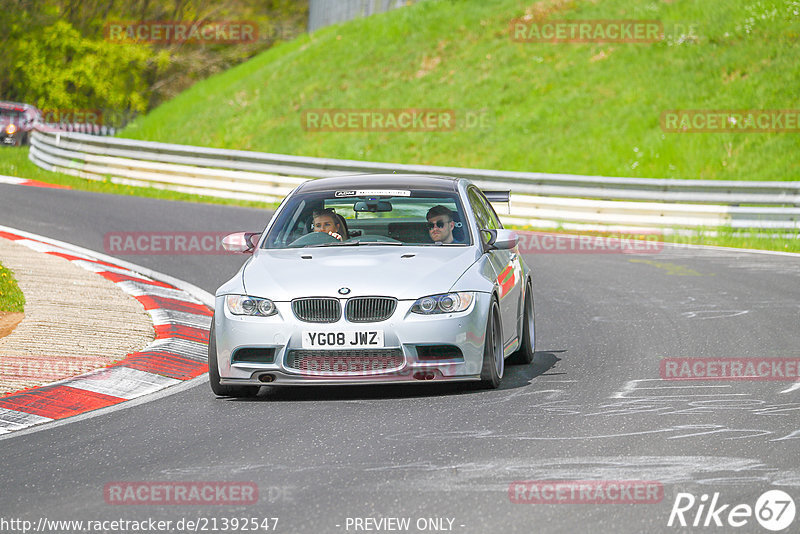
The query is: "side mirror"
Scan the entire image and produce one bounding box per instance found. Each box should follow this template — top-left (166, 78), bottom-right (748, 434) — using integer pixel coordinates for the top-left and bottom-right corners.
top-left (222, 232), bottom-right (261, 254)
top-left (481, 229), bottom-right (518, 250)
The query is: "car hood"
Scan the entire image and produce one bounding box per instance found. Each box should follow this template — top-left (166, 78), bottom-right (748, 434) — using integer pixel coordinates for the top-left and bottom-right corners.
top-left (242, 246), bottom-right (480, 301)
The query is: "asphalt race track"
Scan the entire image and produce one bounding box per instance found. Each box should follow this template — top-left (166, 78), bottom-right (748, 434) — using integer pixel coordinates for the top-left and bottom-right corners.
top-left (1, 184), bottom-right (799, 533)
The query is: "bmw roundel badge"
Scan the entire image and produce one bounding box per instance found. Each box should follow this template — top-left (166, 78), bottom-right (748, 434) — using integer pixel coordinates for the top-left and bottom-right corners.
top-left (338, 287), bottom-right (351, 295)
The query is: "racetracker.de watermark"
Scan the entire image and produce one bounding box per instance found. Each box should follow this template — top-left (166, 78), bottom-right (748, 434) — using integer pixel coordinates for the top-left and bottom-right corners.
top-left (515, 231), bottom-right (664, 254)
top-left (661, 110), bottom-right (800, 133)
top-left (660, 358), bottom-right (800, 381)
top-left (509, 480), bottom-right (664, 504)
top-left (296, 355), bottom-right (397, 376)
top-left (510, 19), bottom-right (663, 43)
top-left (104, 21), bottom-right (258, 44)
top-left (104, 232), bottom-right (235, 255)
top-left (1, 360), bottom-right (109, 379)
top-left (104, 482), bottom-right (259, 505)
top-left (40, 109), bottom-right (103, 127)
top-left (301, 109), bottom-right (491, 132)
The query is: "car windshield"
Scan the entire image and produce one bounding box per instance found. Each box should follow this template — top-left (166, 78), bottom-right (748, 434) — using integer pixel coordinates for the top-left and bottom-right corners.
top-left (0, 110), bottom-right (22, 124)
top-left (262, 189), bottom-right (471, 249)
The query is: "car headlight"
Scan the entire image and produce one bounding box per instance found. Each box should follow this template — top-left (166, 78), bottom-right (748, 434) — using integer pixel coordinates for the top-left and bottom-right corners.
top-left (411, 292), bottom-right (475, 314)
top-left (5, 124), bottom-right (17, 135)
top-left (225, 295), bottom-right (278, 316)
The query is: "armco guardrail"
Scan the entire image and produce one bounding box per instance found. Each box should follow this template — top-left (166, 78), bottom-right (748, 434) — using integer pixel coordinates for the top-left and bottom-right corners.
top-left (28, 127), bottom-right (800, 231)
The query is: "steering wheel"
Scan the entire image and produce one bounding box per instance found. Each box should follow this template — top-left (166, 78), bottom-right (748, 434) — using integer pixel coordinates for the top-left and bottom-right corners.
top-left (288, 232), bottom-right (339, 248)
top-left (348, 234), bottom-right (402, 243)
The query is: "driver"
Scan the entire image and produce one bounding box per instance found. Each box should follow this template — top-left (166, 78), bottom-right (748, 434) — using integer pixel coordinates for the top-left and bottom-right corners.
top-left (426, 205), bottom-right (456, 244)
top-left (312, 208), bottom-right (345, 241)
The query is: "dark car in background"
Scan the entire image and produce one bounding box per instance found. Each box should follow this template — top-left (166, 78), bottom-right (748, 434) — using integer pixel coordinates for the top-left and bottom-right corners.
top-left (0, 101), bottom-right (41, 146)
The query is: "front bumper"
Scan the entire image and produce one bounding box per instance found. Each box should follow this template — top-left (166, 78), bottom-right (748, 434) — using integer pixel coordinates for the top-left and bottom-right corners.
top-left (213, 293), bottom-right (492, 386)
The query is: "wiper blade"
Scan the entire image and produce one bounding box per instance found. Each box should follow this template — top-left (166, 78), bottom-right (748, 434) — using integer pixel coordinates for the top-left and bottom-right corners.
top-left (307, 239), bottom-right (404, 247)
top-left (305, 242), bottom-right (359, 247)
top-left (350, 241), bottom-right (404, 246)
top-left (407, 243), bottom-right (467, 246)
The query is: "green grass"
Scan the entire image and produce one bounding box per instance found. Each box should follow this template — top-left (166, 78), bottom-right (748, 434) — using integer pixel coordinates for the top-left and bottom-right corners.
top-left (664, 226), bottom-right (800, 253)
top-left (120, 0), bottom-right (800, 181)
top-left (0, 147), bottom-right (276, 209)
top-left (0, 263), bottom-right (25, 313)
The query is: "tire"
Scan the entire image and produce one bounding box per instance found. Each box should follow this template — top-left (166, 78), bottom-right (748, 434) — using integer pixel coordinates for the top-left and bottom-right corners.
top-left (508, 281), bottom-right (535, 365)
top-left (479, 299), bottom-right (504, 389)
top-left (208, 318), bottom-right (260, 398)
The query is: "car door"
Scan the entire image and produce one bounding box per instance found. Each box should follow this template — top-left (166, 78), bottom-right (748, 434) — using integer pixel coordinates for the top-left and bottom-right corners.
top-left (467, 187), bottom-right (520, 348)
top-left (477, 189), bottom-right (523, 346)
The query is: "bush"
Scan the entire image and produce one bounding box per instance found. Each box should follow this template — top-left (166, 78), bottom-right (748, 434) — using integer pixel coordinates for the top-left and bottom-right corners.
top-left (7, 20), bottom-right (151, 119)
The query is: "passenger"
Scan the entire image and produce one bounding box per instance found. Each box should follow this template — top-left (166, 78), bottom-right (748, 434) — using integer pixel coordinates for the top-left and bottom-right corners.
top-left (426, 205), bottom-right (456, 244)
top-left (312, 208), bottom-right (345, 241)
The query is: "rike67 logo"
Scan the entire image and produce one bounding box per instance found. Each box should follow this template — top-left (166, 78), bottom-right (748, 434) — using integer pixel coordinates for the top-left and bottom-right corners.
top-left (668, 490), bottom-right (795, 531)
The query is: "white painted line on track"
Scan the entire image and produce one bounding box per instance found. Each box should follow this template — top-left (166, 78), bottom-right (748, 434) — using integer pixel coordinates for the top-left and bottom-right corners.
top-left (70, 259), bottom-right (139, 276)
top-left (0, 225), bottom-right (214, 307)
top-left (66, 366), bottom-right (181, 399)
top-left (146, 338), bottom-right (210, 361)
top-left (14, 238), bottom-right (95, 259)
top-left (0, 224), bottom-right (216, 440)
top-left (0, 175), bottom-right (28, 185)
top-left (780, 382), bottom-right (800, 394)
top-left (0, 408), bottom-right (53, 433)
top-left (0, 373), bottom-right (210, 442)
top-left (148, 308), bottom-right (212, 329)
top-left (654, 241), bottom-right (800, 258)
top-left (116, 280), bottom-right (205, 302)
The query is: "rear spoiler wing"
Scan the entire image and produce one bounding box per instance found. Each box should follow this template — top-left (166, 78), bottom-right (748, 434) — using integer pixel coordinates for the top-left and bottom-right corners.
top-left (482, 190), bottom-right (510, 203)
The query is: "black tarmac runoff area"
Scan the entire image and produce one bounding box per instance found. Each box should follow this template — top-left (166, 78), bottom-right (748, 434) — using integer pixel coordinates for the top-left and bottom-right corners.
top-left (1, 184), bottom-right (799, 534)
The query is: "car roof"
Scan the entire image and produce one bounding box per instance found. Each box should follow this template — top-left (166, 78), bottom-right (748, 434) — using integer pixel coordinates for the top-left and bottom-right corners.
top-left (297, 174), bottom-right (462, 193)
top-left (0, 101), bottom-right (38, 112)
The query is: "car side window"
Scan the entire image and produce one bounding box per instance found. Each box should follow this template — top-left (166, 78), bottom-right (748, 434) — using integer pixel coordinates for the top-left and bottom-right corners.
top-left (467, 189), bottom-right (490, 230)
top-left (468, 188), bottom-right (498, 230)
top-left (479, 193), bottom-right (503, 230)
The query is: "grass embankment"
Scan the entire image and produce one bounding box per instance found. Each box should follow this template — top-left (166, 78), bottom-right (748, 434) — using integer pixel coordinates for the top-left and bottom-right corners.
top-left (4, 0), bottom-right (797, 253)
top-left (121, 0), bottom-right (800, 181)
top-left (0, 263), bottom-right (24, 313)
top-left (0, 147), bottom-right (274, 208)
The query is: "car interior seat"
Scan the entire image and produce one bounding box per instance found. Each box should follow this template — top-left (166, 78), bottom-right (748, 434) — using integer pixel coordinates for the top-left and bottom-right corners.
top-left (451, 213), bottom-right (465, 243)
top-left (387, 221), bottom-right (430, 243)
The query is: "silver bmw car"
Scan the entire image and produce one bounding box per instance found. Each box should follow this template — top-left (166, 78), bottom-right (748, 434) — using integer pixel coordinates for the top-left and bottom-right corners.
top-left (209, 174), bottom-right (535, 397)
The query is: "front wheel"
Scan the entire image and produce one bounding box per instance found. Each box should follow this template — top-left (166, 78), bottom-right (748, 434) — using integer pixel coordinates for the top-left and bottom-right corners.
top-left (508, 281), bottom-right (535, 365)
top-left (479, 299), bottom-right (504, 389)
top-left (208, 318), bottom-right (260, 398)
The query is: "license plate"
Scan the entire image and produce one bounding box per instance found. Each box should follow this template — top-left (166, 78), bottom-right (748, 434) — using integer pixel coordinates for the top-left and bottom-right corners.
top-left (302, 330), bottom-right (384, 349)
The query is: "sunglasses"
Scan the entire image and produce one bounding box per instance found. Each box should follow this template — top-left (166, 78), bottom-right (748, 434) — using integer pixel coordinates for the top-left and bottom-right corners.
top-left (426, 220), bottom-right (449, 229)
